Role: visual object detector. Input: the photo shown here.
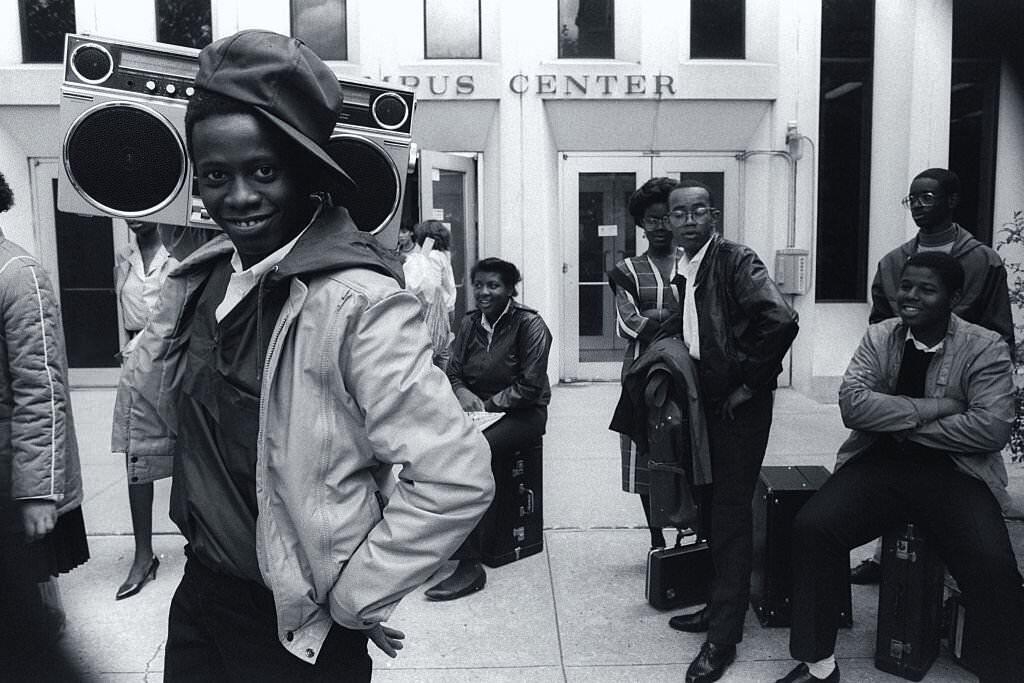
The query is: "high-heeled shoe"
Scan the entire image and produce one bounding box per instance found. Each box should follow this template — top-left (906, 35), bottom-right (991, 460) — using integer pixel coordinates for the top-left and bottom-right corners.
top-left (115, 556), bottom-right (159, 600)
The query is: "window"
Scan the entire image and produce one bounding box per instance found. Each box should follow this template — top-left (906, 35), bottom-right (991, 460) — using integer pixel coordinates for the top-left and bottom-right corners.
top-left (20, 0), bottom-right (76, 63)
top-left (950, 1), bottom-right (1003, 244)
top-left (559, 0), bottom-right (614, 58)
top-left (292, 0), bottom-right (347, 61)
top-left (156, 0), bottom-right (212, 49)
top-left (690, 0), bottom-right (744, 59)
top-left (815, 0), bottom-right (874, 302)
top-left (424, 0), bottom-right (480, 59)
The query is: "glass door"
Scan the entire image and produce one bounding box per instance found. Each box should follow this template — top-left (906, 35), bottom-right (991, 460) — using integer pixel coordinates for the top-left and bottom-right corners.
top-left (559, 154), bottom-right (740, 382)
top-left (418, 151), bottom-right (478, 318)
top-left (560, 156), bottom-right (649, 381)
top-left (31, 158), bottom-right (129, 387)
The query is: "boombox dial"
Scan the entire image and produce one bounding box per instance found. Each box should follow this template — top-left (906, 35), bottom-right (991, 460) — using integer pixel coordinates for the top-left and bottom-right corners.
top-left (70, 43), bottom-right (114, 84)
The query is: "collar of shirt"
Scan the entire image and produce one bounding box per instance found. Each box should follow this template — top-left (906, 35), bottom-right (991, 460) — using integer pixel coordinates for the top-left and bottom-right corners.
top-left (679, 238), bottom-right (711, 277)
top-left (215, 204), bottom-right (322, 322)
top-left (481, 298), bottom-right (513, 340)
top-left (906, 328), bottom-right (944, 353)
top-left (128, 243), bottom-right (170, 278)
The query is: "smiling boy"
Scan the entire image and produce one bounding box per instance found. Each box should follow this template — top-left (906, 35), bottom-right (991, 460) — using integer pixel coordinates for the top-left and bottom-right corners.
top-left (775, 251), bottom-right (1024, 683)
top-left (112, 30), bottom-right (493, 680)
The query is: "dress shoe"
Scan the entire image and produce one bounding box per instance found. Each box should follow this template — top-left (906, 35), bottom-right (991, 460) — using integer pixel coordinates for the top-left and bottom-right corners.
top-left (775, 662), bottom-right (840, 683)
top-left (115, 556), bottom-right (159, 600)
top-left (669, 606), bottom-right (709, 633)
top-left (685, 641), bottom-right (736, 683)
top-left (424, 561), bottom-right (486, 601)
top-left (849, 558), bottom-right (881, 585)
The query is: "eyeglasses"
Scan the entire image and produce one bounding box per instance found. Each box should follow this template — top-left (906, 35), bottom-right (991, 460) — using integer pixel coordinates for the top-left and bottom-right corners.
top-left (667, 207), bottom-right (713, 224)
top-left (641, 215), bottom-right (671, 229)
top-left (901, 192), bottom-right (938, 208)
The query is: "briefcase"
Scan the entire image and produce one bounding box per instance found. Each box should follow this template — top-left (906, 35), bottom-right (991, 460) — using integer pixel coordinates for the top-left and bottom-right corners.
top-left (645, 532), bottom-right (711, 611)
top-left (479, 439), bottom-right (543, 568)
top-left (751, 465), bottom-right (852, 627)
top-left (874, 523), bottom-right (946, 681)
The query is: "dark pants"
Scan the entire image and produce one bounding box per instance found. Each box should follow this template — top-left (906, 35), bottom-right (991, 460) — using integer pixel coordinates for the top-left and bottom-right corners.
top-left (696, 388), bottom-right (774, 645)
top-left (789, 449), bottom-right (1024, 683)
top-left (452, 405), bottom-right (547, 561)
top-left (165, 556), bottom-right (371, 682)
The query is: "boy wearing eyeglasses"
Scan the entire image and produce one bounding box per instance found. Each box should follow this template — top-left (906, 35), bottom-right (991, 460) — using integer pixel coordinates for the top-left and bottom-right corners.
top-left (850, 167), bottom-right (1014, 585)
top-left (871, 168), bottom-right (1012, 350)
top-left (664, 180), bottom-right (799, 683)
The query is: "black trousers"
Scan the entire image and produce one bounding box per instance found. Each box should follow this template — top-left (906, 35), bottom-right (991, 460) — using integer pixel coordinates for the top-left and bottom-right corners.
top-left (696, 389), bottom-right (775, 645)
top-left (452, 405), bottom-right (547, 561)
top-left (165, 555), bottom-right (371, 682)
top-left (789, 449), bottom-right (1024, 683)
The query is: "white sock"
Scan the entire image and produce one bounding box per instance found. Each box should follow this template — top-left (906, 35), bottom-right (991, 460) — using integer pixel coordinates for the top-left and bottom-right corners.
top-left (807, 655), bottom-right (836, 679)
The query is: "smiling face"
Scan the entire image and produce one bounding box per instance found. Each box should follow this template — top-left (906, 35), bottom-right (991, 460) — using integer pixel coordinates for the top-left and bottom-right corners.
top-left (668, 186), bottom-right (716, 257)
top-left (896, 264), bottom-right (960, 339)
top-left (191, 112), bottom-right (315, 268)
top-left (472, 270), bottom-right (513, 322)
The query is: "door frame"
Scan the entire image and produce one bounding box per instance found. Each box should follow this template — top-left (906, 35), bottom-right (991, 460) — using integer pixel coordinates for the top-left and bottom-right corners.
top-left (559, 152), bottom-right (741, 382)
top-left (418, 150), bottom-right (479, 317)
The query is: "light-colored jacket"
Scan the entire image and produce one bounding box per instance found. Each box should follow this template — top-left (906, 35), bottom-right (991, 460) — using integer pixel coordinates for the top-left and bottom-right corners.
top-left (836, 314), bottom-right (1013, 509)
top-left (112, 211), bottom-right (494, 663)
top-left (0, 230), bottom-right (82, 515)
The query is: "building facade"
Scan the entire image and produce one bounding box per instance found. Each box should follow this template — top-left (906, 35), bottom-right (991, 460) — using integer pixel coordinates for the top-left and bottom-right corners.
top-left (1, 0), bottom-right (1022, 397)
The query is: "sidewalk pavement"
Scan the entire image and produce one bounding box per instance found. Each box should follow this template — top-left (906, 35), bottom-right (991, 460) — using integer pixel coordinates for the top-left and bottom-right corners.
top-left (57, 382), bottom-right (1015, 681)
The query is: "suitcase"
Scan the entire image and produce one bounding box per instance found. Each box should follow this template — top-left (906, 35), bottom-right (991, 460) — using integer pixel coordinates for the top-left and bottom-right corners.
top-left (479, 438), bottom-right (543, 567)
top-left (874, 523), bottom-right (946, 681)
top-left (645, 531), bottom-right (712, 610)
top-left (750, 465), bottom-right (852, 627)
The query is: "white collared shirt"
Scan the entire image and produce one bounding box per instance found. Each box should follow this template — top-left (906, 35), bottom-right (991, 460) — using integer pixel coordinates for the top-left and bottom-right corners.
top-left (214, 206), bottom-right (321, 322)
top-left (906, 329), bottom-right (944, 353)
top-left (121, 243), bottom-right (171, 332)
top-left (480, 298), bottom-right (512, 348)
top-left (680, 240), bottom-right (711, 360)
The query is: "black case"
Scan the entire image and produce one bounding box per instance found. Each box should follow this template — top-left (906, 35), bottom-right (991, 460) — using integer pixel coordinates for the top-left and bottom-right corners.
top-left (645, 533), bottom-right (712, 610)
top-left (479, 439), bottom-right (543, 567)
top-left (750, 465), bottom-right (852, 628)
top-left (874, 523), bottom-right (946, 681)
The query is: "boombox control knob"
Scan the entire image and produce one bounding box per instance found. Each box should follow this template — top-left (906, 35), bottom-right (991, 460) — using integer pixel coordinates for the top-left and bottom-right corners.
top-left (145, 81), bottom-right (156, 92)
top-left (185, 86), bottom-right (195, 97)
top-left (165, 84), bottom-right (176, 95)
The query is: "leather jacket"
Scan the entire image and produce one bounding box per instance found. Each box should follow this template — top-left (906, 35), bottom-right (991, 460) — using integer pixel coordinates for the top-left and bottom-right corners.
top-left (681, 234), bottom-right (799, 404)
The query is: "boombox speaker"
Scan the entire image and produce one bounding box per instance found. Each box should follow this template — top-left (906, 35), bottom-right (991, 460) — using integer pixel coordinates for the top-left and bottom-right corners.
top-left (58, 33), bottom-right (416, 248)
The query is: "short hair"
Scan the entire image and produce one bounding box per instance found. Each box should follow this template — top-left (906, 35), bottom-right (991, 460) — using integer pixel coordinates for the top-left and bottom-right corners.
top-left (0, 171), bottom-right (12, 213)
top-left (902, 251), bottom-right (965, 296)
top-left (675, 179), bottom-right (716, 207)
top-left (628, 177), bottom-right (679, 226)
top-left (413, 219), bottom-right (451, 251)
top-left (471, 257), bottom-right (521, 297)
top-left (913, 168), bottom-right (960, 197)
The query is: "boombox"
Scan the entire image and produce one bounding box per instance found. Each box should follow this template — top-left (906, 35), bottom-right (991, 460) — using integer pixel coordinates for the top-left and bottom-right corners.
top-left (58, 33), bottom-right (416, 248)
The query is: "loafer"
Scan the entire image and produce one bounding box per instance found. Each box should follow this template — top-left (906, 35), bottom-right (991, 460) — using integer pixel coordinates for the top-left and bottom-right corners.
top-left (424, 562), bottom-right (486, 601)
top-left (775, 662), bottom-right (840, 683)
top-left (669, 606), bottom-right (709, 633)
top-left (849, 558), bottom-right (881, 585)
top-left (685, 641), bottom-right (736, 683)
